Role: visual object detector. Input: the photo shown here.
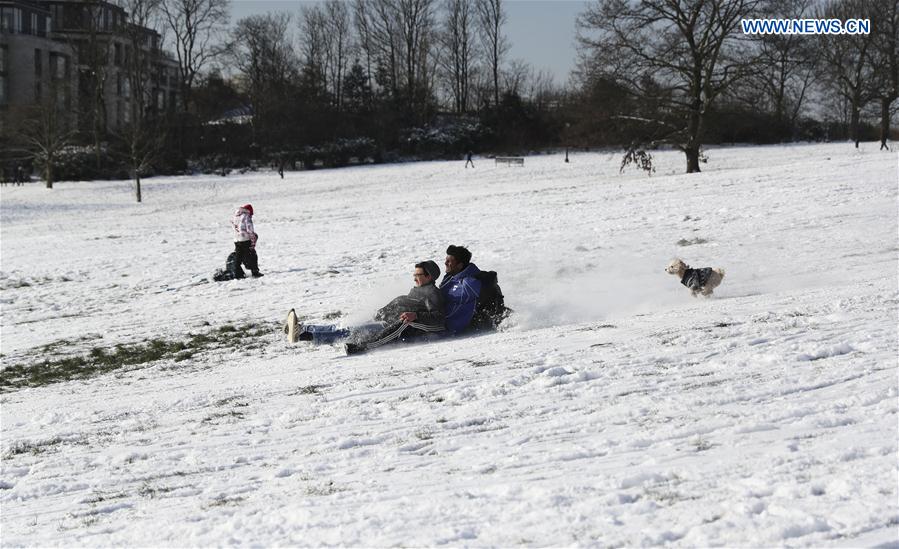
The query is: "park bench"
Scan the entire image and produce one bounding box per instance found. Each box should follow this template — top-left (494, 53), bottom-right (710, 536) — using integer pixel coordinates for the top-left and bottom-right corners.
top-left (495, 156), bottom-right (524, 167)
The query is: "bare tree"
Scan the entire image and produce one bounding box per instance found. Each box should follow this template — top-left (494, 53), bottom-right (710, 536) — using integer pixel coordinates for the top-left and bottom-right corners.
top-left (18, 98), bottom-right (78, 189)
top-left (115, 0), bottom-right (166, 202)
top-left (527, 68), bottom-right (559, 112)
top-left (299, 4), bottom-right (329, 93)
top-left (352, 0), bottom-right (437, 117)
top-left (438, 0), bottom-right (475, 113)
top-left (325, 0), bottom-right (354, 112)
top-left (397, 0), bottom-right (437, 111)
top-left (476, 0), bottom-right (509, 109)
top-left (357, 0), bottom-right (401, 98)
top-left (230, 13), bottom-right (299, 144)
top-left (869, 0), bottom-right (899, 150)
top-left (816, 0), bottom-right (875, 148)
top-left (352, 0), bottom-right (378, 104)
top-left (75, 2), bottom-right (112, 170)
top-left (503, 58), bottom-right (530, 98)
top-left (298, 1), bottom-right (354, 111)
top-left (751, 0), bottom-right (818, 134)
top-left (160, 0), bottom-right (229, 113)
top-left (577, 0), bottom-right (758, 173)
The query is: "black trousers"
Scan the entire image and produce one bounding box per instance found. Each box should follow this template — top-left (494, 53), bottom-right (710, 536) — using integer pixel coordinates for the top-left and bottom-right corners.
top-left (233, 240), bottom-right (259, 278)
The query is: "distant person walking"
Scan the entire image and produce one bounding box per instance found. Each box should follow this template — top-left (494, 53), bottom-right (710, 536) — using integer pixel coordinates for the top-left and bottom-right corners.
top-left (231, 204), bottom-right (263, 278)
top-left (465, 150), bottom-right (474, 168)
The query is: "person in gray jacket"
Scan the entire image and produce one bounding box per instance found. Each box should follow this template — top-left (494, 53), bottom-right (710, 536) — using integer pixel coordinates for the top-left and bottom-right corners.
top-left (285, 260), bottom-right (445, 355)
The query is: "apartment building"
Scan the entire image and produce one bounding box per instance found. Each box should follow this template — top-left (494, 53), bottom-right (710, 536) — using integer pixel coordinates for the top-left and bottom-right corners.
top-left (0, 0), bottom-right (74, 112)
top-left (0, 0), bottom-right (180, 131)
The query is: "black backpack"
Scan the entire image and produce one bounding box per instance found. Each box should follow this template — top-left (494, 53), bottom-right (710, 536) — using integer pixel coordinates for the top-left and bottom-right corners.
top-left (213, 252), bottom-right (244, 281)
top-left (470, 270), bottom-right (511, 331)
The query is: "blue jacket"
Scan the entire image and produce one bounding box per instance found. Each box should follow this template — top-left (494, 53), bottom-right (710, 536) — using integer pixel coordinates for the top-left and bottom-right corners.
top-left (439, 263), bottom-right (482, 333)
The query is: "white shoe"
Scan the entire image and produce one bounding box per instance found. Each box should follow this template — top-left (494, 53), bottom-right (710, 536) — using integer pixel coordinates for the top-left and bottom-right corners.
top-left (285, 309), bottom-right (301, 343)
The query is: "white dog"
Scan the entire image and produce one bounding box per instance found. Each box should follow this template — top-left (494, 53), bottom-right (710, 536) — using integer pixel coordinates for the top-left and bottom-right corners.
top-left (665, 258), bottom-right (725, 297)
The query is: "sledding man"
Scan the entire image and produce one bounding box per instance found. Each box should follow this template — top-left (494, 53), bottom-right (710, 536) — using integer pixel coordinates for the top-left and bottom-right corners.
top-left (440, 245), bottom-right (483, 334)
top-left (285, 260), bottom-right (445, 355)
top-left (231, 204), bottom-right (263, 278)
top-left (441, 244), bottom-right (510, 333)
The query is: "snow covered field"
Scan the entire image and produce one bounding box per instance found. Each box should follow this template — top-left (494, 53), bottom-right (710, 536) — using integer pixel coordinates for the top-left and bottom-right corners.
top-left (1, 142), bottom-right (897, 547)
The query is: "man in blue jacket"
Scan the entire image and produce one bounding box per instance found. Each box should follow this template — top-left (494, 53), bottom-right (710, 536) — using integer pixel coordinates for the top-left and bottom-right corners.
top-left (440, 245), bottom-right (482, 334)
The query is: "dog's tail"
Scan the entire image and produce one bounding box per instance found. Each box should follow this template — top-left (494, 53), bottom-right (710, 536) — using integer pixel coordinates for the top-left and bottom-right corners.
top-left (714, 268), bottom-right (725, 278)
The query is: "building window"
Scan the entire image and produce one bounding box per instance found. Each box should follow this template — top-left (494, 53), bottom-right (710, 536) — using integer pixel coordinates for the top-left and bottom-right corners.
top-left (50, 5), bottom-right (61, 30)
top-left (34, 48), bottom-right (42, 77)
top-left (30, 13), bottom-right (37, 35)
top-left (35, 81), bottom-right (42, 101)
top-left (50, 53), bottom-right (67, 79)
top-left (0, 45), bottom-right (6, 105)
top-left (0, 9), bottom-right (11, 32)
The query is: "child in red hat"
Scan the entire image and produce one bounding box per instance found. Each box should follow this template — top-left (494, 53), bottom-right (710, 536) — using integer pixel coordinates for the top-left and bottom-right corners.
top-left (230, 204), bottom-right (263, 278)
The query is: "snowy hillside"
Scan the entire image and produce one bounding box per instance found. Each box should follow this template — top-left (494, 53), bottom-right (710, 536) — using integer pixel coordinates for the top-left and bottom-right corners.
top-left (1, 143), bottom-right (897, 546)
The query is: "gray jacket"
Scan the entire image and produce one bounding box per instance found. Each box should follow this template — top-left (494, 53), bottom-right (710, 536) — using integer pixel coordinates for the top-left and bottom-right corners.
top-left (681, 267), bottom-right (714, 290)
top-left (375, 282), bottom-right (445, 330)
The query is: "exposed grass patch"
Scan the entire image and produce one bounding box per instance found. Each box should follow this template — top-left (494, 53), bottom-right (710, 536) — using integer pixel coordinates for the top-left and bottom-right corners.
top-left (214, 395), bottom-right (249, 407)
top-left (35, 334), bottom-right (103, 354)
top-left (206, 495), bottom-right (245, 507)
top-left (138, 482), bottom-right (179, 498)
top-left (201, 410), bottom-right (246, 424)
top-left (1, 275), bottom-right (74, 290)
top-left (3, 435), bottom-right (89, 459)
top-left (81, 491), bottom-right (129, 504)
top-left (0, 323), bottom-right (273, 392)
top-left (289, 384), bottom-right (324, 396)
top-left (306, 481), bottom-right (344, 496)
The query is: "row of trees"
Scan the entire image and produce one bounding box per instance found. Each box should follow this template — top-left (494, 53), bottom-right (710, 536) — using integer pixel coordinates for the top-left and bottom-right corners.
top-left (222, 0), bottom-right (565, 158)
top-left (3, 0), bottom-right (896, 196)
top-left (573, 0), bottom-right (898, 172)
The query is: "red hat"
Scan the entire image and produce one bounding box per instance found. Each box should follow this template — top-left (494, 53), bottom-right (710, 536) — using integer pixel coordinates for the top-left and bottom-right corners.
top-left (242, 204), bottom-right (253, 215)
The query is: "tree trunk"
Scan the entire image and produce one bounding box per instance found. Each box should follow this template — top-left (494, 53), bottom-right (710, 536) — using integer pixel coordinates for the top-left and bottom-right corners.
top-left (493, 62), bottom-right (499, 108)
top-left (45, 156), bottom-right (53, 189)
top-left (685, 145), bottom-right (701, 174)
top-left (880, 97), bottom-right (892, 150)
top-left (135, 172), bottom-right (142, 203)
top-left (685, 103), bottom-right (703, 173)
top-left (850, 104), bottom-right (860, 148)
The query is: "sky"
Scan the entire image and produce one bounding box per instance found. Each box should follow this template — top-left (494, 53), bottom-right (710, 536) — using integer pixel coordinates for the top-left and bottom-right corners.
top-left (229, 0), bottom-right (589, 85)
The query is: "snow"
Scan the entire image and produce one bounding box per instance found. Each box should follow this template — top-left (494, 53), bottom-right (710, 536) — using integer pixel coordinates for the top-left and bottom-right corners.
top-left (1, 142), bottom-right (897, 546)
